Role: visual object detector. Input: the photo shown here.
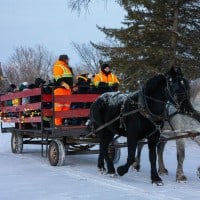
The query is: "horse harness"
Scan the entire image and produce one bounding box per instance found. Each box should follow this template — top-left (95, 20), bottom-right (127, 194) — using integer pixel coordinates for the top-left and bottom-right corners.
top-left (89, 75), bottom-right (186, 138)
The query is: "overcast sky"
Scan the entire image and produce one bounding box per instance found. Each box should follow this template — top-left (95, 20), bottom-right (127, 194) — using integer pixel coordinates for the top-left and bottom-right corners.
top-left (0, 0), bottom-right (124, 67)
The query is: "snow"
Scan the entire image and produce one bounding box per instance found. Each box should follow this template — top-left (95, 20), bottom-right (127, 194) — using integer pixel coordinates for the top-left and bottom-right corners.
top-left (0, 132), bottom-right (199, 200)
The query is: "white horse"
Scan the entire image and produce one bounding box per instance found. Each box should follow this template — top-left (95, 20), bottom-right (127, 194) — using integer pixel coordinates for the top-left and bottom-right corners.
top-left (134, 78), bottom-right (200, 182)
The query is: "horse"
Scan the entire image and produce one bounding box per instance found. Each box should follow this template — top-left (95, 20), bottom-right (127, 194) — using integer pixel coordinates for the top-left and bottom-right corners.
top-left (133, 78), bottom-right (200, 183)
top-left (89, 67), bottom-right (190, 185)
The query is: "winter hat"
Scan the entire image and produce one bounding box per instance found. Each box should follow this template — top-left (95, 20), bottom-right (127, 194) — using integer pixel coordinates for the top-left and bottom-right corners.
top-left (7, 84), bottom-right (17, 92)
top-left (22, 82), bottom-right (29, 86)
top-left (101, 63), bottom-right (111, 75)
top-left (35, 78), bottom-right (46, 87)
top-left (59, 55), bottom-right (69, 61)
top-left (19, 82), bottom-right (29, 91)
top-left (101, 63), bottom-right (110, 71)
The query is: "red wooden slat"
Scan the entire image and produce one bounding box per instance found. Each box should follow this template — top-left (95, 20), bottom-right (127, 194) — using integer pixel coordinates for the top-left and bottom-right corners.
top-left (1, 102), bottom-right (41, 112)
top-left (1, 116), bottom-right (41, 123)
top-left (54, 94), bottom-right (99, 103)
top-left (55, 109), bottom-right (90, 118)
top-left (0, 88), bottom-right (42, 101)
top-left (42, 109), bottom-right (53, 116)
top-left (42, 94), bottom-right (52, 102)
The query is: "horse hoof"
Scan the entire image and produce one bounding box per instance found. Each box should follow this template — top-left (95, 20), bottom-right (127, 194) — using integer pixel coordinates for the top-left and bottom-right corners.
top-left (176, 175), bottom-right (187, 183)
top-left (152, 181), bottom-right (164, 186)
top-left (98, 168), bottom-right (106, 174)
top-left (177, 179), bottom-right (187, 183)
top-left (117, 166), bottom-right (128, 176)
top-left (158, 168), bottom-right (168, 176)
top-left (132, 162), bottom-right (140, 171)
top-left (108, 173), bottom-right (118, 178)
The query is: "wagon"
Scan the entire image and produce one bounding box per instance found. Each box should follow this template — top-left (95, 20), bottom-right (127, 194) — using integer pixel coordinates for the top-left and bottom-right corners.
top-left (0, 86), bottom-right (121, 166)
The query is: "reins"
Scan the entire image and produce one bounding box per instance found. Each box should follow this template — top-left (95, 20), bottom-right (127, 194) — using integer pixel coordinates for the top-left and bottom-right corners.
top-left (87, 108), bottom-right (140, 137)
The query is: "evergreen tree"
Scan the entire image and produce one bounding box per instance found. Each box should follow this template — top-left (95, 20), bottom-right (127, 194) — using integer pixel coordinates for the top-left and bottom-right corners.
top-left (92, 0), bottom-right (200, 89)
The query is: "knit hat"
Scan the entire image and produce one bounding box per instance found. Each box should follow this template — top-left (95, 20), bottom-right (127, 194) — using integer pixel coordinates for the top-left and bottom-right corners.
top-left (101, 63), bottom-right (111, 75)
top-left (59, 55), bottom-right (69, 61)
top-left (35, 78), bottom-right (46, 87)
top-left (101, 63), bottom-right (110, 71)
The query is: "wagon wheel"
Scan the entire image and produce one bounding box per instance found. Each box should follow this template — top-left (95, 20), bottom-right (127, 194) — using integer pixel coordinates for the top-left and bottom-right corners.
top-left (11, 133), bottom-right (23, 154)
top-left (108, 140), bottom-right (121, 163)
top-left (48, 140), bottom-right (66, 166)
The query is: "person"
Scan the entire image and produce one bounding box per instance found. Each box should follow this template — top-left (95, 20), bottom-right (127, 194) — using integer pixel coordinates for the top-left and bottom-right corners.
top-left (19, 82), bottom-right (30, 105)
top-left (93, 63), bottom-right (120, 94)
top-left (53, 54), bottom-right (73, 126)
top-left (5, 84), bottom-right (17, 106)
top-left (72, 72), bottom-right (94, 125)
top-left (76, 72), bottom-right (94, 94)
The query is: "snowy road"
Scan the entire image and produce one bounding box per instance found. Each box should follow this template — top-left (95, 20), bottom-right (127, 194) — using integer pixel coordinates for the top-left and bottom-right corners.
top-left (0, 133), bottom-right (200, 200)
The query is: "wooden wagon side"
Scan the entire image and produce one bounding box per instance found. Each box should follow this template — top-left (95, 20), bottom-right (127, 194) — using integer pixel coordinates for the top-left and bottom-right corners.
top-left (0, 87), bottom-right (121, 166)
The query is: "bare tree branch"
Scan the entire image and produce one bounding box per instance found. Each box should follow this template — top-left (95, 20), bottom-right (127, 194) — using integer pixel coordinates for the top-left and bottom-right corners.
top-left (3, 45), bottom-right (55, 86)
top-left (71, 42), bottom-right (106, 75)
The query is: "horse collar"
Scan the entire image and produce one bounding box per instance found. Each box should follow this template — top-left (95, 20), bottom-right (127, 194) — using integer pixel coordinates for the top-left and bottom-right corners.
top-left (139, 83), bottom-right (166, 122)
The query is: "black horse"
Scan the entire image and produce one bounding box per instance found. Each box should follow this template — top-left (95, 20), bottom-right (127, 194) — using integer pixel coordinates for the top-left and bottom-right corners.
top-left (89, 67), bottom-right (190, 185)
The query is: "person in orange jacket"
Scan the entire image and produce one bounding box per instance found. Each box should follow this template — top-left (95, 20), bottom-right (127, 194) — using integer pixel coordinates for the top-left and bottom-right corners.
top-left (53, 54), bottom-right (73, 126)
top-left (93, 63), bottom-right (120, 94)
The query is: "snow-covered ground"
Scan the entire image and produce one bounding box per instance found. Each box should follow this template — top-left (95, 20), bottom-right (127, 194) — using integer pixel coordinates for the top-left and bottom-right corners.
top-left (0, 132), bottom-right (199, 200)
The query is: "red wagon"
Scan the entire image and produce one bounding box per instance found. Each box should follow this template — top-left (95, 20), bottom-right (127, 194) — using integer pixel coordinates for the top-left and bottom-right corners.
top-left (0, 86), bottom-right (121, 166)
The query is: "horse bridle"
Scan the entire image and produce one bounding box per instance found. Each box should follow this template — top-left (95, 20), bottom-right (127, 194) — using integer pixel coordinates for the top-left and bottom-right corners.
top-left (138, 74), bottom-right (189, 123)
top-left (165, 75), bottom-right (190, 113)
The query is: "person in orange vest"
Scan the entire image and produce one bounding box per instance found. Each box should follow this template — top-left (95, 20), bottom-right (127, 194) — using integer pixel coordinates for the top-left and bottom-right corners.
top-left (93, 63), bottom-right (120, 94)
top-left (53, 54), bottom-right (73, 126)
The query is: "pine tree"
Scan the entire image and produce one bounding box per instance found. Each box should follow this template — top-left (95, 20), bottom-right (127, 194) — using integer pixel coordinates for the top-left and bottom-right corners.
top-left (92, 0), bottom-right (200, 89)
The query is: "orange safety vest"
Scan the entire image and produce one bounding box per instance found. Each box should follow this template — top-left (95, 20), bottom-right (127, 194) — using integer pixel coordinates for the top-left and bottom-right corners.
top-left (53, 60), bottom-right (72, 126)
top-left (93, 72), bottom-right (119, 86)
top-left (53, 60), bottom-right (72, 82)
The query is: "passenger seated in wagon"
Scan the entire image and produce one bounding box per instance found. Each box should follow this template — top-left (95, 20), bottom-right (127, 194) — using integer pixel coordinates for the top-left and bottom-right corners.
top-left (68, 72), bottom-right (95, 126)
top-left (93, 63), bottom-right (120, 94)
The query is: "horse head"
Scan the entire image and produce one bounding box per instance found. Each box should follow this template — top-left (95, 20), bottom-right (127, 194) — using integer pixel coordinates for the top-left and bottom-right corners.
top-left (166, 67), bottom-right (200, 122)
top-left (141, 67), bottom-right (188, 120)
top-left (165, 67), bottom-right (190, 113)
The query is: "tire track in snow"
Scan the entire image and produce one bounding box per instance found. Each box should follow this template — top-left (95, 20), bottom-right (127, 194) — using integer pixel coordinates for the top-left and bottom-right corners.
top-left (45, 165), bottom-right (181, 200)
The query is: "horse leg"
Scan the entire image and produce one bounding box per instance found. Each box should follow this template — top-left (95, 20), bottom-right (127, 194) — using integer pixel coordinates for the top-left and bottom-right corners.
top-left (176, 138), bottom-right (187, 182)
top-left (98, 141), bottom-right (106, 173)
top-left (157, 141), bottom-right (168, 175)
top-left (98, 133), bottom-right (115, 174)
top-left (104, 134), bottom-right (116, 174)
top-left (117, 136), bottom-right (137, 176)
top-left (132, 141), bottom-right (145, 171)
top-left (148, 134), bottom-right (163, 185)
top-left (193, 136), bottom-right (200, 178)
